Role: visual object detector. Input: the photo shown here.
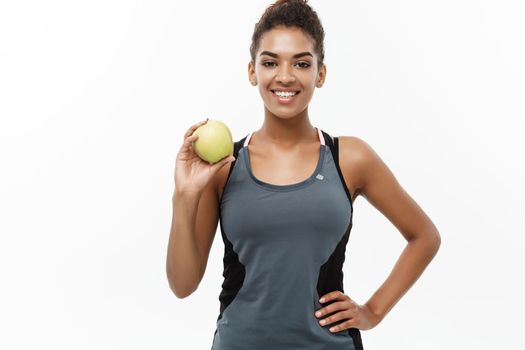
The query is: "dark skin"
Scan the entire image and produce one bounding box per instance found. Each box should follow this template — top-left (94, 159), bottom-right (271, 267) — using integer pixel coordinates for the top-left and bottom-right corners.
top-left (214, 25), bottom-right (441, 334)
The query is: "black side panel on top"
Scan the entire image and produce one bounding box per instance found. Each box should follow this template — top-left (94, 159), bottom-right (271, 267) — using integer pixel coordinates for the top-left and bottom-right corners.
top-left (216, 136), bottom-right (248, 322)
top-left (319, 130), bottom-right (363, 350)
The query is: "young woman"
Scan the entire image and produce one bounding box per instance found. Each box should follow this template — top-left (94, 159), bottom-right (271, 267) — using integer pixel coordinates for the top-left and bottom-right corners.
top-left (167, 1), bottom-right (441, 349)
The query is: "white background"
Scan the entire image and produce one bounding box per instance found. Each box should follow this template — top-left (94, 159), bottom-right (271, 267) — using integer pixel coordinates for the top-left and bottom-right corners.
top-left (1, 0), bottom-right (524, 349)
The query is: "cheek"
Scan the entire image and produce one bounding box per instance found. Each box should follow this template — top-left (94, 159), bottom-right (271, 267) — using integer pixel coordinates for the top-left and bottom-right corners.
top-left (256, 71), bottom-right (274, 84)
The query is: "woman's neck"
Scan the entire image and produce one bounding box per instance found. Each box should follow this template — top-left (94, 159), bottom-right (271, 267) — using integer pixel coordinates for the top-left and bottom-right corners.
top-left (253, 123), bottom-right (318, 148)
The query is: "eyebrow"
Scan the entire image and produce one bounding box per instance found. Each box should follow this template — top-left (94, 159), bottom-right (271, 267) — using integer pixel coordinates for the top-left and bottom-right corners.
top-left (259, 51), bottom-right (313, 59)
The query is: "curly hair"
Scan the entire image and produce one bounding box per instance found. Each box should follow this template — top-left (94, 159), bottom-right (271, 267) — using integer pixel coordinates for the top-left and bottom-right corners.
top-left (249, 0), bottom-right (325, 69)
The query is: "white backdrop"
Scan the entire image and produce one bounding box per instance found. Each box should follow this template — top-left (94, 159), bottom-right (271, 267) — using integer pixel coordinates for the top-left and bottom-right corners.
top-left (1, 0), bottom-right (524, 349)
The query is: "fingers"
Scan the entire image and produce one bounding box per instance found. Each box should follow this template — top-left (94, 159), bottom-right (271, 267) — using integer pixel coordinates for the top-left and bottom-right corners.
top-left (315, 297), bottom-right (359, 333)
top-left (210, 154), bottom-right (236, 169)
top-left (319, 290), bottom-right (346, 303)
top-left (183, 133), bottom-right (198, 147)
top-left (316, 291), bottom-right (354, 319)
top-left (315, 300), bottom-right (347, 318)
top-left (180, 118), bottom-right (208, 154)
top-left (327, 318), bottom-right (357, 333)
top-left (184, 118), bottom-right (209, 140)
top-left (318, 308), bottom-right (354, 330)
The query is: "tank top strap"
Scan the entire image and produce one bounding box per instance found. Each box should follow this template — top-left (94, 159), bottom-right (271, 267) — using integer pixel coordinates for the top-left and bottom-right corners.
top-left (243, 132), bottom-right (253, 147)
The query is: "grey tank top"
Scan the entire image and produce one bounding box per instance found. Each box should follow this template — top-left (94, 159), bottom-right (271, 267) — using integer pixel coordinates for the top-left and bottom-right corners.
top-left (211, 127), bottom-right (363, 350)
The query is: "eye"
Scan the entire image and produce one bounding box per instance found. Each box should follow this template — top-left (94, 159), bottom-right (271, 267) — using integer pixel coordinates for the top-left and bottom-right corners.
top-left (261, 61), bottom-right (311, 68)
top-left (262, 61), bottom-right (276, 67)
top-left (296, 62), bottom-right (311, 68)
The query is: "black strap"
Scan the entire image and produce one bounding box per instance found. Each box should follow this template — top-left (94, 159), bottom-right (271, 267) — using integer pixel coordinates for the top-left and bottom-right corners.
top-left (226, 135), bottom-right (248, 183)
top-left (321, 130), bottom-right (354, 206)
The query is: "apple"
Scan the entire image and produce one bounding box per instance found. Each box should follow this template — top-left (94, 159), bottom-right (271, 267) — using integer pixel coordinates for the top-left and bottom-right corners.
top-left (191, 119), bottom-right (234, 164)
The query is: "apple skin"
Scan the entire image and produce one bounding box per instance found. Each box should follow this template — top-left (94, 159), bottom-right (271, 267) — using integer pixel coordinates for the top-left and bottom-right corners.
top-left (191, 119), bottom-right (234, 163)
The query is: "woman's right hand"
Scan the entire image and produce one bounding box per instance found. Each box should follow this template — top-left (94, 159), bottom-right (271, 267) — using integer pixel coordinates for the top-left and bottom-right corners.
top-left (174, 118), bottom-right (235, 195)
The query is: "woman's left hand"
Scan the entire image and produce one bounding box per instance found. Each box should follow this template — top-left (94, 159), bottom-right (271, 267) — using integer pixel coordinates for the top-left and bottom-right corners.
top-left (315, 290), bottom-right (381, 332)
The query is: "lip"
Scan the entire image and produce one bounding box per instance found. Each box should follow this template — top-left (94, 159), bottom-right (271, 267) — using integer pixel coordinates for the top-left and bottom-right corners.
top-left (270, 89), bottom-right (300, 104)
top-left (271, 89), bottom-right (300, 93)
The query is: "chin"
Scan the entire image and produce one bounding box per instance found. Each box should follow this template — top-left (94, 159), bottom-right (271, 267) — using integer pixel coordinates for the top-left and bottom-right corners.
top-left (265, 105), bottom-right (307, 119)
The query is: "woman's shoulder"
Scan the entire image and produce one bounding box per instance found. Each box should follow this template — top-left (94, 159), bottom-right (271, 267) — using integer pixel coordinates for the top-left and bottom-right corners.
top-left (335, 135), bottom-right (380, 197)
top-left (336, 135), bottom-right (373, 162)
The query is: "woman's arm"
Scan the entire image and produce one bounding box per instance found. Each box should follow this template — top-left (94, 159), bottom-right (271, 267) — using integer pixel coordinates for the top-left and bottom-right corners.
top-left (340, 136), bottom-right (441, 323)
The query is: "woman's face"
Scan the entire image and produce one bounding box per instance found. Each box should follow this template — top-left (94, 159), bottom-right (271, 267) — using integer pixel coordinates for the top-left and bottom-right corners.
top-left (248, 26), bottom-right (326, 119)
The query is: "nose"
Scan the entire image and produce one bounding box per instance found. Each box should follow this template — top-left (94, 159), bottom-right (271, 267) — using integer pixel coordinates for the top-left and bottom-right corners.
top-left (276, 65), bottom-right (296, 84)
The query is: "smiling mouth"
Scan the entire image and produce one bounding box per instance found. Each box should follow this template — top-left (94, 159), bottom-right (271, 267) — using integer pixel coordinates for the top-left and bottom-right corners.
top-left (270, 90), bottom-right (301, 96)
top-left (270, 90), bottom-right (301, 104)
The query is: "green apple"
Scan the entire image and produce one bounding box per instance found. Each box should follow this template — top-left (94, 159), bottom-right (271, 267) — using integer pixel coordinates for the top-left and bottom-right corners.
top-left (191, 119), bottom-right (234, 164)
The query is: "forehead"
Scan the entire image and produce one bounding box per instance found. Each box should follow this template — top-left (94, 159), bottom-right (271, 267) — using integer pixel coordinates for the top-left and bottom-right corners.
top-left (258, 26), bottom-right (315, 56)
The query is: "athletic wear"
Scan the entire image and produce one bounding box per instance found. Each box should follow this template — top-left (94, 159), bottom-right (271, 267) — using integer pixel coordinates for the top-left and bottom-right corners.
top-left (211, 128), bottom-right (363, 350)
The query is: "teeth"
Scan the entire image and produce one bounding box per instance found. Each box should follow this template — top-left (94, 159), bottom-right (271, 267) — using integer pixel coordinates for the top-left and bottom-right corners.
top-left (274, 90), bottom-right (297, 97)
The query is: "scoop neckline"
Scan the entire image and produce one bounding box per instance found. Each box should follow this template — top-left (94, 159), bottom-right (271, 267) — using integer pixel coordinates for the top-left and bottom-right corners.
top-left (242, 128), bottom-right (326, 192)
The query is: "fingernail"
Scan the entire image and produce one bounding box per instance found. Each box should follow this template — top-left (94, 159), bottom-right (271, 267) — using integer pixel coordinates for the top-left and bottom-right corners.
top-left (319, 298), bottom-right (325, 303)
top-left (315, 311), bottom-right (321, 317)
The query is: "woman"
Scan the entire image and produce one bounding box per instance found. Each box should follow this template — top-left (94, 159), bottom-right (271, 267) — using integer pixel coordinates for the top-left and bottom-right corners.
top-left (166, 1), bottom-right (441, 349)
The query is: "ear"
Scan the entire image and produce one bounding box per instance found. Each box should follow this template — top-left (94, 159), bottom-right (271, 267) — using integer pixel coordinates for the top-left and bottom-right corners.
top-left (248, 60), bottom-right (257, 86)
top-left (316, 63), bottom-right (327, 88)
